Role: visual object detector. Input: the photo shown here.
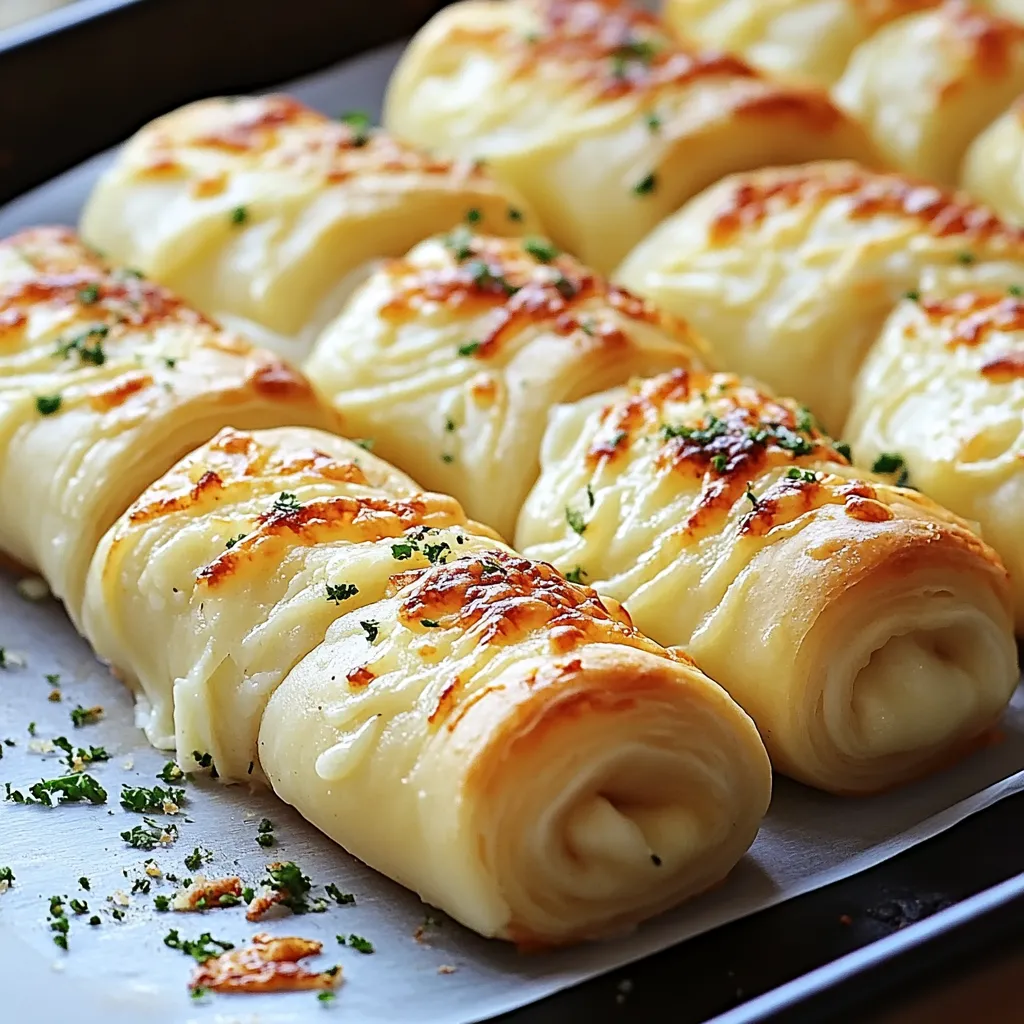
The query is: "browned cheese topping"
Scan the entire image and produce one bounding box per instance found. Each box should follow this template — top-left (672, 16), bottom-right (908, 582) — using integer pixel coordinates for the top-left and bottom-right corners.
top-left (190, 932), bottom-right (341, 994)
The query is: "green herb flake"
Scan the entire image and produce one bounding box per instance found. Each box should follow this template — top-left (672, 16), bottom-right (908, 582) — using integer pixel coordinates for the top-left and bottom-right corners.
top-left (119, 784), bottom-right (185, 814)
top-left (326, 582), bottom-right (359, 604)
top-left (354, 437), bottom-right (374, 451)
top-left (564, 566), bottom-right (587, 585)
top-left (632, 172), bottom-right (657, 196)
top-left (229, 206), bottom-right (248, 226)
top-left (338, 110), bottom-right (372, 146)
top-left (565, 507), bottom-right (587, 536)
top-left (390, 542), bottom-right (415, 561)
top-left (465, 207), bottom-right (482, 224)
top-left (645, 111), bottom-right (662, 132)
top-left (70, 704), bottom-right (103, 728)
top-left (872, 451), bottom-right (906, 475)
top-left (272, 491), bottom-right (302, 514)
top-left (164, 928), bottom-right (234, 963)
top-left (325, 883), bottom-right (355, 906)
top-left (347, 934), bottom-right (374, 954)
top-left (263, 861), bottom-right (314, 914)
top-left (360, 620), bottom-right (380, 643)
top-left (524, 237), bottom-right (559, 263)
top-left (457, 340), bottom-right (482, 357)
top-left (5, 773), bottom-right (107, 806)
top-left (834, 441), bottom-right (853, 462)
top-left (78, 283), bottom-right (100, 305)
top-left (35, 394), bottom-right (62, 416)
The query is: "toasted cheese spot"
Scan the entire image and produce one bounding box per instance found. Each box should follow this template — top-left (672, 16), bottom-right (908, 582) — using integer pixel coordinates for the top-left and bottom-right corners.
top-left (507, 0), bottom-right (755, 99)
top-left (396, 550), bottom-right (640, 650)
top-left (128, 469), bottom-right (225, 524)
top-left (981, 351), bottom-right (1024, 380)
top-left (379, 234), bottom-right (686, 357)
top-left (171, 875), bottom-right (242, 912)
top-left (190, 932), bottom-right (341, 994)
top-left (920, 292), bottom-right (1024, 348)
top-left (427, 676), bottom-right (462, 726)
top-left (191, 172), bottom-right (228, 198)
top-left (943, 1), bottom-right (1024, 83)
top-left (345, 666), bottom-right (376, 689)
top-left (733, 90), bottom-right (842, 132)
top-left (88, 371), bottom-right (154, 412)
top-left (844, 495), bottom-right (897, 522)
top-left (709, 166), bottom-right (1024, 246)
top-left (192, 95), bottom-right (312, 152)
top-left (196, 494), bottom-right (468, 588)
top-left (248, 360), bottom-right (316, 401)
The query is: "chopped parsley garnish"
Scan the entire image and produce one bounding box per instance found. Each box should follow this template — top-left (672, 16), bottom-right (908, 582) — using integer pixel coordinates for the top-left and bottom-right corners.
top-left (272, 491), bottom-right (302, 514)
top-left (184, 847), bottom-right (209, 872)
top-left (457, 340), bottom-right (482, 357)
top-left (903, 290), bottom-right (920, 302)
top-left (360, 621), bottom-right (380, 643)
top-left (467, 259), bottom-right (517, 295)
top-left (645, 111), bottom-right (662, 132)
top-left (443, 226), bottom-right (474, 261)
top-left (354, 437), bottom-right (374, 451)
top-left (224, 533), bottom-right (246, 550)
top-left (710, 454), bottom-right (727, 473)
top-left (229, 206), bottom-right (248, 226)
top-left (338, 110), bottom-right (372, 146)
top-left (69, 898), bottom-right (89, 914)
top-left (35, 394), bottom-right (62, 416)
top-left (420, 619), bottom-right (440, 628)
top-left (256, 818), bottom-right (275, 849)
top-left (507, 206), bottom-right (524, 222)
top-left (70, 704), bottom-right (103, 728)
top-left (423, 541), bottom-right (451, 564)
top-left (326, 582), bottom-right (359, 604)
top-left (632, 172), bottom-right (657, 196)
top-left (747, 423), bottom-right (815, 457)
top-left (78, 283), bottom-right (100, 305)
top-left (192, 749), bottom-right (219, 778)
top-left (55, 324), bottom-right (108, 365)
top-left (744, 484), bottom-right (759, 509)
top-left (444, 417), bottom-right (456, 432)
top-left (872, 451), bottom-right (910, 486)
top-left (164, 928), bottom-right (234, 963)
top-left (441, 453), bottom-right (454, 464)
top-left (157, 761), bottom-right (185, 784)
top-left (5, 773), bottom-right (107, 806)
top-left (956, 251), bottom-right (976, 265)
top-left (122, 820), bottom-right (177, 849)
top-left (345, 934), bottom-right (374, 954)
top-left (465, 207), bottom-right (482, 224)
top-left (319, 991), bottom-right (336, 1003)
top-left (264, 861), bottom-right (315, 913)
top-left (564, 566), bottom-right (587, 584)
top-left (0, 867), bottom-right (14, 885)
top-left (52, 736), bottom-right (109, 769)
top-left (130, 879), bottom-right (150, 895)
top-left (1009, 285), bottom-right (1023, 297)
top-left (163, 356), bottom-right (177, 369)
top-left (565, 507), bottom-right (587, 535)
top-left (391, 541), bottom-right (415, 560)
top-left (119, 784), bottom-right (185, 813)
top-left (154, 894), bottom-right (170, 912)
top-left (834, 441), bottom-right (853, 462)
top-left (27, 722), bottom-right (36, 736)
top-left (78, 877), bottom-right (90, 891)
top-left (524, 237), bottom-right (559, 263)
top-left (49, 897), bottom-right (69, 949)
top-left (786, 468), bottom-right (818, 483)
top-left (325, 883), bottom-right (355, 906)
top-left (46, 673), bottom-right (60, 686)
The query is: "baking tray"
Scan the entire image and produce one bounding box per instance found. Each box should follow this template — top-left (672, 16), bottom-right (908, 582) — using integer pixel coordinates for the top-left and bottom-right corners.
top-left (1, 2), bottom-right (1023, 1021)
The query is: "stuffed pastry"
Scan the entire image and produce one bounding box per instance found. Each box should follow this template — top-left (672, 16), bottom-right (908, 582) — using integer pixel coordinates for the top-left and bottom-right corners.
top-left (0, 227), bottom-right (330, 623)
top-left (516, 370), bottom-right (1019, 793)
top-left (616, 161), bottom-right (1024, 434)
top-left (663, 0), bottom-right (938, 86)
top-left (80, 95), bottom-right (538, 361)
top-left (83, 425), bottom-right (503, 777)
top-left (261, 549), bottom-right (772, 945)
top-left (962, 98), bottom-right (1024, 224)
top-left (834, 3), bottom-right (1024, 185)
top-left (384, 0), bottom-right (878, 273)
top-left (304, 231), bottom-right (709, 539)
top-left (845, 267), bottom-right (1024, 628)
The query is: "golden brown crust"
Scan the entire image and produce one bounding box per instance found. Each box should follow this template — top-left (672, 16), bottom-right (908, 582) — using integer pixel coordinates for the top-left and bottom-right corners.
top-left (920, 291), bottom-right (1024, 345)
top-left (940, 1), bottom-right (1024, 84)
top-left (709, 165), bottom-right (1024, 246)
top-left (196, 493), bottom-right (473, 588)
top-left (190, 932), bottom-right (341, 994)
top-left (138, 94), bottom-right (483, 186)
top-left (379, 233), bottom-right (695, 357)
top-left (172, 876), bottom-right (243, 911)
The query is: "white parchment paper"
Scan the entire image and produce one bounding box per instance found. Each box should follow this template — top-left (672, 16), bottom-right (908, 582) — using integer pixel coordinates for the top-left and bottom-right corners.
top-left (1, 40), bottom-right (1023, 1024)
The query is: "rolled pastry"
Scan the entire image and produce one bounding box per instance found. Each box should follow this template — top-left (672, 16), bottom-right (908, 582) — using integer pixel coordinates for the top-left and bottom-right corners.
top-left (261, 549), bottom-right (771, 945)
top-left (845, 267), bottom-right (1024, 628)
top-left (616, 160), bottom-right (1024, 434)
top-left (80, 95), bottom-right (539, 361)
top-left (963, 98), bottom-right (1024, 224)
top-left (304, 231), bottom-right (708, 539)
top-left (384, 0), bottom-right (878, 273)
top-left (663, 0), bottom-right (938, 86)
top-left (84, 425), bottom-right (503, 777)
top-left (516, 370), bottom-right (1019, 793)
top-left (834, 2), bottom-right (1024, 185)
top-left (0, 227), bottom-right (330, 623)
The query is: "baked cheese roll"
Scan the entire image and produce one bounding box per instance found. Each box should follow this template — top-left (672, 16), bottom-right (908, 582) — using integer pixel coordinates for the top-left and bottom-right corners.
top-left (516, 370), bottom-right (1018, 793)
top-left (80, 95), bottom-right (538, 361)
top-left (305, 231), bottom-right (709, 539)
top-left (663, 0), bottom-right (938, 86)
top-left (845, 269), bottom-right (1024, 628)
top-left (384, 0), bottom-right (878, 274)
top-left (963, 98), bottom-right (1024, 224)
top-left (261, 550), bottom-right (771, 945)
top-left (616, 161), bottom-right (1024, 434)
top-left (84, 425), bottom-right (503, 777)
top-left (0, 227), bottom-right (329, 624)
top-left (834, 3), bottom-right (1024, 185)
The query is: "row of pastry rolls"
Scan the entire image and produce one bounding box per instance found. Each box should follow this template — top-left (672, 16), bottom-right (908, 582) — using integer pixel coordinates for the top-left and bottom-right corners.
top-left (79, 94), bottom-right (540, 361)
top-left (667, 0), bottom-right (1024, 189)
top-left (515, 370), bottom-right (1018, 793)
top-left (0, 226), bottom-right (330, 622)
top-left (383, 0), bottom-right (878, 273)
top-left (0, 226), bottom-right (772, 945)
top-left (616, 160), bottom-right (1024, 626)
top-left (303, 227), bottom-right (1020, 794)
top-left (85, 426), bottom-right (771, 945)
